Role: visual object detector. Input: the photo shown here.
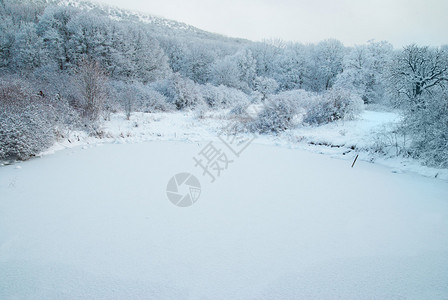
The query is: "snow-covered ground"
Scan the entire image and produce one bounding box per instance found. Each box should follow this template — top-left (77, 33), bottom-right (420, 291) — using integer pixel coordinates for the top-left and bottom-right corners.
top-left (1, 110), bottom-right (448, 299)
top-left (1, 138), bottom-right (448, 299)
top-left (38, 109), bottom-right (448, 181)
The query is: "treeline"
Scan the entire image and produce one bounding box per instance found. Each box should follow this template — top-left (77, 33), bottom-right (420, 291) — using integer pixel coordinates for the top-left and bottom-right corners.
top-left (0, 0), bottom-right (447, 167)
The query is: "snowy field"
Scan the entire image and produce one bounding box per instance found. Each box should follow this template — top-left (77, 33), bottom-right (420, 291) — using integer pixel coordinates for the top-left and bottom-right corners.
top-left (39, 109), bottom-right (448, 181)
top-left (1, 115), bottom-right (448, 298)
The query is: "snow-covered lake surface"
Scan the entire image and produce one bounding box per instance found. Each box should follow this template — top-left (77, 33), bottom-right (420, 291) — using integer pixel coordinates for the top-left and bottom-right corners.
top-left (1, 140), bottom-right (447, 299)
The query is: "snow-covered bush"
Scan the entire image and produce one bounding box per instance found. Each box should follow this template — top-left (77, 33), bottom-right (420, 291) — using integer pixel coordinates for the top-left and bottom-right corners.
top-left (200, 83), bottom-right (250, 109)
top-left (28, 68), bottom-right (82, 129)
top-left (135, 88), bottom-right (174, 113)
top-left (303, 88), bottom-right (364, 125)
top-left (246, 89), bottom-right (308, 133)
top-left (246, 88), bottom-right (363, 133)
top-left (0, 78), bottom-right (56, 160)
top-left (250, 93), bottom-right (301, 134)
top-left (229, 103), bottom-right (250, 118)
top-left (110, 81), bottom-right (174, 117)
top-left (152, 73), bottom-right (204, 110)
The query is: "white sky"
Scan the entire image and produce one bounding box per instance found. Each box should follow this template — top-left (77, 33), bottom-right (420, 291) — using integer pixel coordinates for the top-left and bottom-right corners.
top-left (91, 0), bottom-right (448, 47)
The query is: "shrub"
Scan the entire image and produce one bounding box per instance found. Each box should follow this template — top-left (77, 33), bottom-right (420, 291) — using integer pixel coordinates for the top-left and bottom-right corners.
top-left (110, 81), bottom-right (175, 117)
top-left (28, 68), bottom-right (83, 130)
top-left (152, 73), bottom-right (204, 110)
top-left (136, 88), bottom-right (174, 113)
top-left (200, 83), bottom-right (250, 109)
top-left (249, 93), bottom-right (301, 134)
top-left (0, 78), bottom-right (56, 160)
top-left (303, 88), bottom-right (364, 125)
top-left (247, 88), bottom-right (364, 133)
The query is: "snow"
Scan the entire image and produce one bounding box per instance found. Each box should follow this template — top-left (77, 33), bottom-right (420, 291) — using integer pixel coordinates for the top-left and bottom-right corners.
top-left (41, 109), bottom-right (447, 181)
top-left (1, 109), bottom-right (447, 298)
top-left (288, 110), bottom-right (400, 149)
top-left (1, 140), bottom-right (448, 299)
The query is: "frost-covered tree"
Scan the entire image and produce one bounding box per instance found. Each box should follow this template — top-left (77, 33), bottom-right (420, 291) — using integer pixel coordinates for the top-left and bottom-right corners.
top-left (210, 55), bottom-right (241, 89)
top-left (250, 40), bottom-right (283, 78)
top-left (160, 38), bottom-right (218, 84)
top-left (187, 43), bottom-right (216, 84)
top-left (335, 41), bottom-right (393, 104)
top-left (0, 15), bottom-right (16, 68)
top-left (74, 58), bottom-right (108, 120)
top-left (160, 38), bottom-right (189, 74)
top-left (116, 24), bottom-right (171, 83)
top-left (388, 45), bottom-right (448, 167)
top-left (273, 43), bottom-right (309, 91)
top-left (210, 49), bottom-right (257, 93)
top-left (389, 44), bottom-right (448, 108)
top-left (37, 5), bottom-right (79, 70)
top-left (310, 39), bottom-right (345, 91)
top-left (12, 22), bottom-right (48, 71)
top-left (236, 49), bottom-right (257, 92)
top-left (0, 0), bottom-right (45, 24)
top-left (67, 12), bottom-right (112, 66)
top-left (255, 76), bottom-right (278, 101)
top-left (121, 84), bottom-right (134, 120)
top-left (109, 80), bottom-right (174, 114)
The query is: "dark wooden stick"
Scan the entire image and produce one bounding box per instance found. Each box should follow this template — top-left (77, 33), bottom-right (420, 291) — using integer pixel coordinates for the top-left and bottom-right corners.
top-left (351, 154), bottom-right (359, 168)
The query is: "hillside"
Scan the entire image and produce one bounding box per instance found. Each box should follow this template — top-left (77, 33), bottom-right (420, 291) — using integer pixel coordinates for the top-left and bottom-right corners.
top-left (54, 0), bottom-right (251, 44)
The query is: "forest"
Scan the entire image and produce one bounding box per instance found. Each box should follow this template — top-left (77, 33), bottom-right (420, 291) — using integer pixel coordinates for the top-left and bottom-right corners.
top-left (1, 0), bottom-right (447, 167)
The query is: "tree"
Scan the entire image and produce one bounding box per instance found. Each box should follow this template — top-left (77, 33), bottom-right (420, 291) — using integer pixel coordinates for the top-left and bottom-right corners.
top-left (67, 12), bottom-right (111, 66)
top-left (0, 15), bottom-right (16, 68)
top-left (236, 49), bottom-right (257, 92)
top-left (210, 49), bottom-right (258, 92)
top-left (272, 43), bottom-right (308, 91)
top-left (255, 76), bottom-right (278, 101)
top-left (117, 83), bottom-right (135, 120)
top-left (105, 23), bottom-right (171, 83)
top-left (389, 44), bottom-right (448, 108)
top-left (250, 40), bottom-right (283, 78)
top-left (187, 43), bottom-right (216, 84)
top-left (335, 41), bottom-right (393, 104)
top-left (169, 73), bottom-right (203, 110)
top-left (211, 55), bottom-right (241, 89)
top-left (0, 0), bottom-right (45, 24)
top-left (74, 58), bottom-right (108, 121)
top-left (388, 45), bottom-right (448, 167)
top-left (160, 38), bottom-right (189, 74)
top-left (12, 22), bottom-right (48, 71)
top-left (38, 6), bottom-right (79, 70)
top-left (310, 39), bottom-right (345, 91)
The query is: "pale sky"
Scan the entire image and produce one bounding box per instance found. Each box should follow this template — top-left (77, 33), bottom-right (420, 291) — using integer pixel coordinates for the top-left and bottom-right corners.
top-left (91, 0), bottom-right (448, 47)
